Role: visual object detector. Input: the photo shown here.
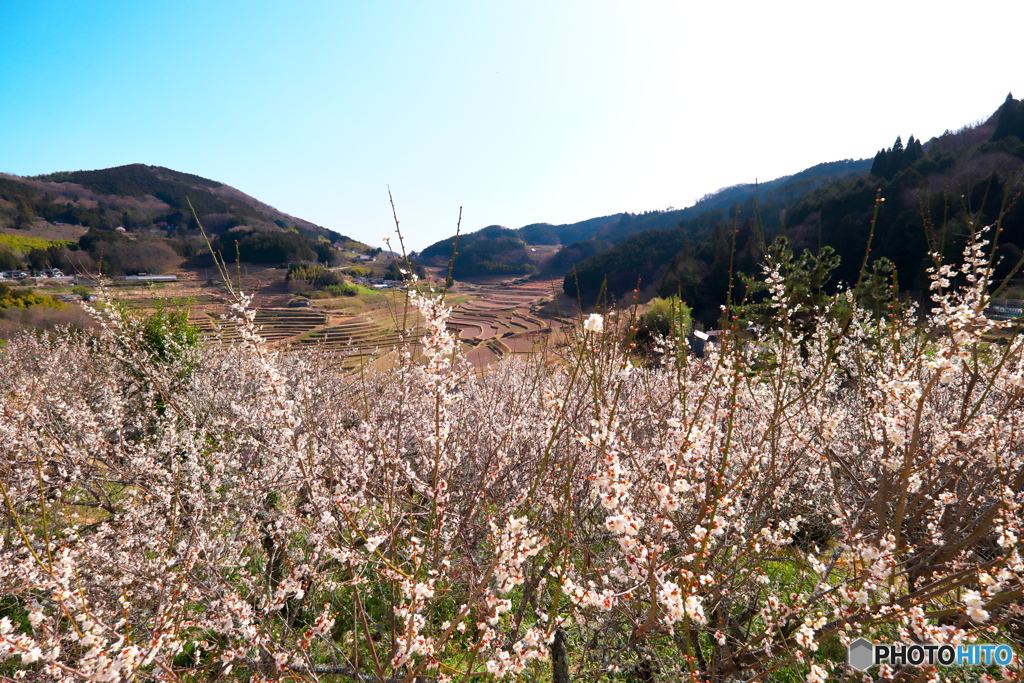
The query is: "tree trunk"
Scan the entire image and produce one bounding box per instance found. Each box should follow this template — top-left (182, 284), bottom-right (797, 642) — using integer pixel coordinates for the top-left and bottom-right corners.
top-left (551, 628), bottom-right (570, 683)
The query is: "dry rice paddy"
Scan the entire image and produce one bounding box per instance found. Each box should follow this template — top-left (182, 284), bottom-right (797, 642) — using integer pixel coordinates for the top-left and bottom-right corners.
top-left (105, 273), bottom-right (573, 370)
top-left (445, 279), bottom-right (571, 367)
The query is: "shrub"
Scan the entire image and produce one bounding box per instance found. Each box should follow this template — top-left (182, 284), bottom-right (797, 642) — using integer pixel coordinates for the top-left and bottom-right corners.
top-left (638, 295), bottom-right (692, 339)
top-left (26, 248), bottom-right (51, 271)
top-left (1001, 284), bottom-right (1024, 300)
top-left (0, 233), bottom-right (74, 254)
top-left (286, 263), bottom-right (357, 296)
top-left (135, 306), bottom-right (202, 363)
top-left (78, 228), bottom-right (130, 253)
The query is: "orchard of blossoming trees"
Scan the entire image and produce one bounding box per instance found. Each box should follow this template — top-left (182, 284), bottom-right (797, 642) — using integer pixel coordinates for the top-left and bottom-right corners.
top-left (2, 225), bottom-right (1024, 683)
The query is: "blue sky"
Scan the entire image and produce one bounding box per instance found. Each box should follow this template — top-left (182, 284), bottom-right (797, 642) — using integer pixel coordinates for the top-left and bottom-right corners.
top-left (2, 1), bottom-right (1022, 249)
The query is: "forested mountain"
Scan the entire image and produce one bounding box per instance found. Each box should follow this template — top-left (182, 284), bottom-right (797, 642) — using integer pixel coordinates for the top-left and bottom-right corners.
top-left (0, 164), bottom-right (369, 274)
top-left (418, 225), bottom-right (538, 278)
top-left (416, 216), bottom-right (626, 277)
top-left (417, 158), bottom-right (870, 279)
top-left (566, 94), bottom-right (1024, 325)
top-left (1, 164), bottom-right (341, 241)
top-left (558, 160), bottom-right (881, 313)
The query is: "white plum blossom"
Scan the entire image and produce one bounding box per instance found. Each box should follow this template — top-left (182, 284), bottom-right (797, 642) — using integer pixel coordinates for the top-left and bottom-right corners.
top-left (583, 313), bottom-right (604, 333)
top-left (806, 664), bottom-right (828, 683)
top-left (963, 590), bottom-right (990, 623)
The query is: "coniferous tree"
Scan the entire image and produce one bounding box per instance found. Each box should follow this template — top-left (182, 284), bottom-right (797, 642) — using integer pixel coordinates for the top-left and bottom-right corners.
top-left (993, 93), bottom-right (1024, 141)
top-left (15, 199), bottom-right (34, 229)
top-left (904, 135), bottom-right (924, 167)
top-left (885, 136), bottom-right (904, 179)
top-left (870, 148), bottom-right (890, 178)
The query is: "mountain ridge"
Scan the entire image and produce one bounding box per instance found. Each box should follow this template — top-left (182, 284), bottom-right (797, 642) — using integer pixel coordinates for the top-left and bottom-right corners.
top-left (414, 157), bottom-right (873, 280)
top-left (567, 93), bottom-right (1024, 324)
top-left (2, 163), bottom-right (342, 242)
top-left (0, 163), bottom-right (373, 276)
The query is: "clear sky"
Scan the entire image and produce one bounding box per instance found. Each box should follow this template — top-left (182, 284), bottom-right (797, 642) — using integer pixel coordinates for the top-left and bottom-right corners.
top-left (2, 1), bottom-right (1022, 250)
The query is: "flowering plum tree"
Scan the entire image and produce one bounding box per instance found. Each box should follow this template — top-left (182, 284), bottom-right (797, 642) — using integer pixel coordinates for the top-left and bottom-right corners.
top-left (1, 227), bottom-right (1023, 682)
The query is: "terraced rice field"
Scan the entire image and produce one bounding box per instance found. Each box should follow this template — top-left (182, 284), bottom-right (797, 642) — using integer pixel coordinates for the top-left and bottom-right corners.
top-left (445, 280), bottom-right (571, 367)
top-left (105, 274), bottom-right (574, 370)
top-left (108, 287), bottom-right (420, 368)
top-left (191, 309), bottom-right (329, 344)
top-left (108, 292), bottom-right (327, 346)
top-left (108, 294), bottom-right (225, 310)
top-left (464, 345), bottom-right (500, 367)
top-left (278, 279), bottom-right (571, 370)
top-left (288, 309), bottom-right (427, 370)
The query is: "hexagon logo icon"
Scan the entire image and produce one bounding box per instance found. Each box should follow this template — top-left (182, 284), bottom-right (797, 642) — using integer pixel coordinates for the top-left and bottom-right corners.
top-left (848, 638), bottom-right (875, 671)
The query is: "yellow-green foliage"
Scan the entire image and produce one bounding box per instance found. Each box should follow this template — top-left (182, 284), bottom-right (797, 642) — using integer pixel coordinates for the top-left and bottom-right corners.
top-left (0, 284), bottom-right (63, 310)
top-left (0, 234), bottom-right (75, 254)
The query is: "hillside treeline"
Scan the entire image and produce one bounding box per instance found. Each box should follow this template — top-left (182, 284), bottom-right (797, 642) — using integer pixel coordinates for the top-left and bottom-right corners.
top-left (1, 226), bottom-right (348, 275)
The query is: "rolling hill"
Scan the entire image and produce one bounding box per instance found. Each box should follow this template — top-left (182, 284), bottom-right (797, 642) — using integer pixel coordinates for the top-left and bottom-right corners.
top-left (1, 163), bottom-right (344, 241)
top-left (0, 164), bottom-right (371, 275)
